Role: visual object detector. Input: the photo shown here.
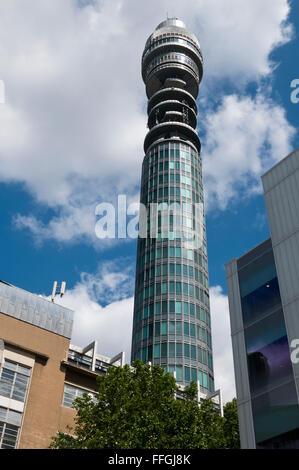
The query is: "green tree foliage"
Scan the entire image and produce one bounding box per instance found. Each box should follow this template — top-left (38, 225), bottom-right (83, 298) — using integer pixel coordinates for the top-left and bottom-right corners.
top-left (223, 398), bottom-right (241, 449)
top-left (50, 361), bottom-right (240, 449)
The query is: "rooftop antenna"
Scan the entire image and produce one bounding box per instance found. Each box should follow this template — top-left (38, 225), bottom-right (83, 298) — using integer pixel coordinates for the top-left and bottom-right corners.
top-left (51, 281), bottom-right (66, 302)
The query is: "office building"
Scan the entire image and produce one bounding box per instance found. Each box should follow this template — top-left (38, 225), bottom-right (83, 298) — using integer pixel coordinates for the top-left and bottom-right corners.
top-left (0, 279), bottom-right (124, 449)
top-left (226, 147), bottom-right (299, 449)
top-left (131, 18), bottom-right (214, 396)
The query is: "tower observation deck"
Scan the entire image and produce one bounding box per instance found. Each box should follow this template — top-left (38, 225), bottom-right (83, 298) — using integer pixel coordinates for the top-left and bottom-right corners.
top-left (131, 19), bottom-right (215, 396)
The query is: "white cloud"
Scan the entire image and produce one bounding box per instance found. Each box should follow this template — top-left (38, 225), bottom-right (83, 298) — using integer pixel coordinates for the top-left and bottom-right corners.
top-left (193, 0), bottom-right (293, 83)
top-left (14, 190), bottom-right (141, 247)
top-left (14, 204), bottom-right (96, 244)
top-left (210, 286), bottom-right (236, 403)
top-left (60, 285), bottom-right (134, 361)
top-left (56, 261), bottom-right (135, 359)
top-left (203, 93), bottom-right (295, 210)
top-left (0, 0), bottom-right (294, 242)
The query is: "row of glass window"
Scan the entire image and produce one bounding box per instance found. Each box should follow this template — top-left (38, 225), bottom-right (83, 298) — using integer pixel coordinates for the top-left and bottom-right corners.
top-left (146, 53), bottom-right (199, 79)
top-left (143, 161), bottom-right (202, 185)
top-left (146, 186), bottom-right (191, 202)
top-left (138, 245), bottom-right (194, 266)
top-left (154, 201), bottom-right (193, 213)
top-left (148, 342), bottom-right (213, 368)
top-left (136, 233), bottom-right (207, 253)
top-left (144, 36), bottom-right (202, 61)
top-left (143, 157), bottom-right (201, 178)
top-left (136, 263), bottom-right (208, 288)
top-left (145, 186), bottom-right (203, 205)
top-left (143, 155), bottom-right (201, 180)
top-left (155, 212), bottom-right (194, 229)
top-left (137, 282), bottom-right (209, 306)
top-left (149, 160), bottom-right (202, 183)
top-left (142, 231), bottom-right (207, 249)
top-left (134, 321), bottom-right (212, 347)
top-left (144, 175), bottom-right (202, 196)
top-left (142, 160), bottom-right (202, 185)
top-left (144, 159), bottom-right (193, 175)
top-left (144, 187), bottom-right (203, 204)
top-left (135, 286), bottom-right (210, 310)
top-left (147, 173), bottom-right (193, 188)
top-left (146, 143), bottom-right (200, 167)
top-left (137, 230), bottom-right (207, 255)
top-left (134, 302), bottom-right (211, 327)
top-left (137, 248), bottom-right (209, 278)
top-left (142, 231), bottom-right (204, 249)
top-left (146, 227), bottom-right (198, 245)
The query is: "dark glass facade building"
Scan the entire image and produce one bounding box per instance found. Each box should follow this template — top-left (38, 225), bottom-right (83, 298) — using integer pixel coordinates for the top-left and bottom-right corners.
top-left (237, 239), bottom-right (299, 448)
top-left (131, 19), bottom-right (214, 394)
top-left (226, 147), bottom-right (299, 449)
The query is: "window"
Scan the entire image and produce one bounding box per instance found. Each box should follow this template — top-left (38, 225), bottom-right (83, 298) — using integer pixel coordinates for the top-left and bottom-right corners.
top-left (142, 325), bottom-right (148, 340)
top-left (63, 384), bottom-right (96, 408)
top-left (154, 344), bottom-right (160, 358)
top-left (184, 322), bottom-right (190, 336)
top-left (156, 283), bottom-right (161, 296)
top-left (184, 366), bottom-right (191, 382)
top-left (169, 321), bottom-right (175, 334)
top-left (203, 372), bottom-right (208, 389)
top-left (169, 343), bottom-right (175, 357)
top-left (176, 322), bottom-right (182, 335)
top-left (142, 347), bottom-right (147, 362)
top-left (176, 343), bottom-right (182, 357)
top-left (161, 322), bottom-right (167, 335)
top-left (176, 366), bottom-right (183, 381)
top-left (161, 343), bottom-right (167, 357)
top-left (0, 360), bottom-right (31, 403)
top-left (184, 343), bottom-right (190, 358)
top-left (0, 407), bottom-right (22, 449)
top-left (198, 371), bottom-right (203, 386)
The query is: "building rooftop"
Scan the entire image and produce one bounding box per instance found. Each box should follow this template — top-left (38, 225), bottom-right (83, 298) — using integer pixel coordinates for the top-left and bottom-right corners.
top-left (146, 17), bottom-right (201, 50)
top-left (0, 280), bottom-right (74, 338)
top-left (67, 340), bottom-right (125, 375)
top-left (156, 18), bottom-right (187, 30)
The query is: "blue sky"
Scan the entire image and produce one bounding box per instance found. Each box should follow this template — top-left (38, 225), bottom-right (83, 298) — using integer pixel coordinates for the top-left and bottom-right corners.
top-left (0, 0), bottom-right (298, 401)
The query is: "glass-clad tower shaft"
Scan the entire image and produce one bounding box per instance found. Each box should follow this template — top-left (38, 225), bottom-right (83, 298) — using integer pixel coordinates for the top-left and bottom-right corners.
top-left (131, 19), bottom-right (214, 394)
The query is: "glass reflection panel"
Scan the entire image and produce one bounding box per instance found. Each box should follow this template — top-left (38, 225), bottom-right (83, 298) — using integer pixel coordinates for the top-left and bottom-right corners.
top-left (252, 381), bottom-right (299, 444)
top-left (245, 309), bottom-right (293, 394)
